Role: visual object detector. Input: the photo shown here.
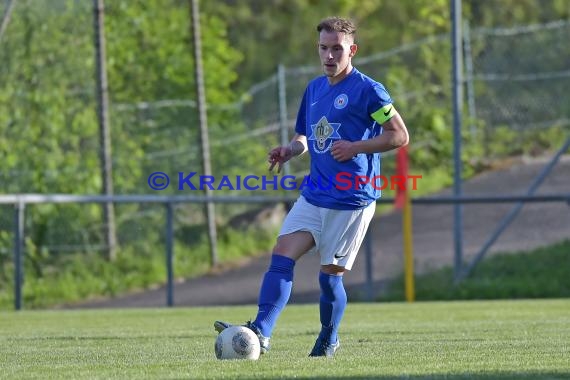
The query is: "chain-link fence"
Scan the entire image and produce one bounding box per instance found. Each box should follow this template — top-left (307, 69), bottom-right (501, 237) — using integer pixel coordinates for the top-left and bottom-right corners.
top-left (1, 0), bottom-right (568, 308)
top-left (466, 20), bottom-right (570, 150)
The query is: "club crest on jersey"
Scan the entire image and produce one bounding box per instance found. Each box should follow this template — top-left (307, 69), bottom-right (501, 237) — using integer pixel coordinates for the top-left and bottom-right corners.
top-left (308, 116), bottom-right (341, 153)
top-left (334, 94), bottom-right (348, 109)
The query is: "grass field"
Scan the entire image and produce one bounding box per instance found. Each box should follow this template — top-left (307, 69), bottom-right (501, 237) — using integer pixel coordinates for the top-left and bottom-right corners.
top-left (1, 300), bottom-right (569, 379)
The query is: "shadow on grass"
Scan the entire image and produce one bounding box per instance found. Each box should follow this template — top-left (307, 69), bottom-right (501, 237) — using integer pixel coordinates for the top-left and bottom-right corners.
top-left (248, 373), bottom-right (570, 380)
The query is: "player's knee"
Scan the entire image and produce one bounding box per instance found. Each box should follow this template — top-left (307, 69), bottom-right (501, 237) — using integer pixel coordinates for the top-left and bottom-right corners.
top-left (321, 264), bottom-right (345, 276)
top-left (273, 233), bottom-right (314, 260)
top-left (271, 243), bottom-right (299, 261)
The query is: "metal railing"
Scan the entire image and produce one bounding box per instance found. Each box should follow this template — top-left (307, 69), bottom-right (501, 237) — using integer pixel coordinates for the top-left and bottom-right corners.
top-left (3, 192), bottom-right (569, 310)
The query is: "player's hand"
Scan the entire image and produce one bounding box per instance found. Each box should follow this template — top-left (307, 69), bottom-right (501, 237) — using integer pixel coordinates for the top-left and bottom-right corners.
top-left (331, 140), bottom-right (357, 162)
top-left (268, 146), bottom-right (293, 173)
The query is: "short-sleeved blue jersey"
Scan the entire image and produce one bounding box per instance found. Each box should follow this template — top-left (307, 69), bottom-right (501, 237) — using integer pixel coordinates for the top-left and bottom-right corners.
top-left (295, 68), bottom-right (393, 210)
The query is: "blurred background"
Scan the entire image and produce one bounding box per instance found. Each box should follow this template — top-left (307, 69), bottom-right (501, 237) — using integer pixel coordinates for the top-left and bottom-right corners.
top-left (0, 0), bottom-right (569, 309)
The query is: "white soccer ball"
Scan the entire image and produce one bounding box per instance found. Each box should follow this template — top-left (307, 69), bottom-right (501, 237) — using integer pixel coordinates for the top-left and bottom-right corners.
top-left (214, 325), bottom-right (261, 360)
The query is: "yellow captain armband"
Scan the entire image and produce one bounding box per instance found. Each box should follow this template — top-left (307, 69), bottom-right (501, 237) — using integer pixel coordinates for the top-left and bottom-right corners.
top-left (371, 104), bottom-right (397, 124)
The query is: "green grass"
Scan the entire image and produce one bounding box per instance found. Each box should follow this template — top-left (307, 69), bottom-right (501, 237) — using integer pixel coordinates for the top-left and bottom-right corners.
top-left (381, 240), bottom-right (570, 302)
top-left (1, 300), bottom-right (569, 379)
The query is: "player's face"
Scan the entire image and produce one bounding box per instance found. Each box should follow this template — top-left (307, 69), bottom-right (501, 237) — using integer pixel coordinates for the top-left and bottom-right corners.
top-left (318, 31), bottom-right (357, 85)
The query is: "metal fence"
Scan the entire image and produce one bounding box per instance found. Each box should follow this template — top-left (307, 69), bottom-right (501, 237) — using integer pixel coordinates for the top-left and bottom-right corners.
top-left (2, 191), bottom-right (569, 309)
top-left (1, 1), bottom-right (569, 309)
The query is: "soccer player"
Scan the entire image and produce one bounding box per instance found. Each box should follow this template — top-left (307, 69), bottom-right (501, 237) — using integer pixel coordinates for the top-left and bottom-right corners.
top-left (215, 16), bottom-right (409, 357)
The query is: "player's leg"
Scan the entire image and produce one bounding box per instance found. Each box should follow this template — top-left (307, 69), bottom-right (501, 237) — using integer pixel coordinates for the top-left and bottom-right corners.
top-left (310, 201), bottom-right (376, 357)
top-left (250, 196), bottom-right (322, 348)
top-left (311, 263), bottom-right (346, 357)
top-left (250, 196), bottom-right (321, 342)
top-left (215, 196), bottom-right (320, 353)
top-left (252, 231), bottom-right (314, 339)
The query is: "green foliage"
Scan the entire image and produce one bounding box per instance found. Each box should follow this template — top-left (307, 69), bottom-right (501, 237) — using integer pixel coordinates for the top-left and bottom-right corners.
top-left (466, 0), bottom-right (570, 27)
top-left (481, 125), bottom-right (570, 159)
top-left (0, 0), bottom-right (246, 289)
top-left (1, 0), bottom-right (568, 310)
top-left (0, 223), bottom-right (276, 309)
top-left (380, 239), bottom-right (570, 302)
top-left (204, 0), bottom-right (454, 88)
top-left (105, 1), bottom-right (245, 195)
top-left (0, 0), bottom-right (97, 194)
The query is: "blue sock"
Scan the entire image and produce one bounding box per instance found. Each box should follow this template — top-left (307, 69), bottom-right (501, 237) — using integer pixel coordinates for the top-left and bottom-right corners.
top-left (253, 254), bottom-right (295, 337)
top-left (318, 271), bottom-right (347, 344)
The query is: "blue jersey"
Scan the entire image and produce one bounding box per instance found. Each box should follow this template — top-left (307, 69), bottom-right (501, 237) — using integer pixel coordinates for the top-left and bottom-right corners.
top-left (295, 68), bottom-right (394, 210)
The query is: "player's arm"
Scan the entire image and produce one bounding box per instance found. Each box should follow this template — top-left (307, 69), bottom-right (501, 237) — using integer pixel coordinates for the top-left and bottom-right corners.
top-left (268, 133), bottom-right (307, 172)
top-left (331, 105), bottom-right (409, 161)
top-left (359, 107), bottom-right (409, 153)
top-left (288, 134), bottom-right (308, 156)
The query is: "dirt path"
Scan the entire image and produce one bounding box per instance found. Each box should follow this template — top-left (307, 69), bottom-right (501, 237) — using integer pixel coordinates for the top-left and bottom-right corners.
top-left (73, 156), bottom-right (570, 308)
